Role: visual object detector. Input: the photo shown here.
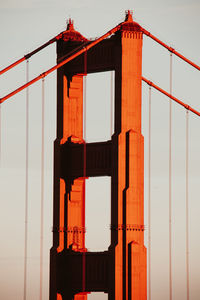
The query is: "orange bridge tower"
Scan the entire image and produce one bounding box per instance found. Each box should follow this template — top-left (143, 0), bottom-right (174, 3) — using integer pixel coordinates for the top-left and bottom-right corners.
top-left (50, 11), bottom-right (147, 300)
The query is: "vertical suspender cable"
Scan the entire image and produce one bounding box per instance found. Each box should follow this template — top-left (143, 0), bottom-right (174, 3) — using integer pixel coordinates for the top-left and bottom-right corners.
top-left (82, 50), bottom-right (87, 293)
top-left (110, 71), bottom-right (113, 137)
top-left (0, 101), bottom-right (1, 165)
top-left (23, 59), bottom-right (29, 300)
top-left (83, 51), bottom-right (87, 167)
top-left (185, 110), bottom-right (190, 300)
top-left (169, 52), bottom-right (173, 300)
top-left (148, 86), bottom-right (152, 300)
top-left (40, 78), bottom-right (45, 300)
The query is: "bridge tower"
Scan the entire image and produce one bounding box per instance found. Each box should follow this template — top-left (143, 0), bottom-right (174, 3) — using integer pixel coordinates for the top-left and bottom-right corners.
top-left (50, 11), bottom-right (147, 300)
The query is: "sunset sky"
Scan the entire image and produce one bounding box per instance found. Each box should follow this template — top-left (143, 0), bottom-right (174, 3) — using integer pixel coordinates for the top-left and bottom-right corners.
top-left (0, 0), bottom-right (200, 299)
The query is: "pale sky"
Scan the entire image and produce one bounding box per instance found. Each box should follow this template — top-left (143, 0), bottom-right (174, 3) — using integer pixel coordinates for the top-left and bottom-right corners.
top-left (0, 0), bottom-right (200, 299)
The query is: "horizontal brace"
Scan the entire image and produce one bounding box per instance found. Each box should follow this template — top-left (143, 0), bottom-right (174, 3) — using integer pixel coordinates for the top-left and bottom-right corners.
top-left (57, 40), bottom-right (91, 64)
top-left (142, 76), bottom-right (200, 117)
top-left (61, 140), bottom-right (112, 179)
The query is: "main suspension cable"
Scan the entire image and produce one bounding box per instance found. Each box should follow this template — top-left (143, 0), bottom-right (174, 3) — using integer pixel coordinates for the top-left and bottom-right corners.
top-left (0, 22), bottom-right (122, 104)
top-left (40, 78), bottom-right (45, 300)
top-left (0, 33), bottom-right (63, 76)
top-left (169, 52), bottom-right (173, 300)
top-left (2, 23), bottom-right (199, 76)
top-left (2, 71), bottom-right (200, 122)
top-left (142, 77), bottom-right (200, 118)
top-left (0, 101), bottom-right (1, 165)
top-left (23, 59), bottom-right (29, 300)
top-left (148, 86), bottom-right (152, 300)
top-left (185, 110), bottom-right (190, 300)
top-left (141, 27), bottom-right (200, 72)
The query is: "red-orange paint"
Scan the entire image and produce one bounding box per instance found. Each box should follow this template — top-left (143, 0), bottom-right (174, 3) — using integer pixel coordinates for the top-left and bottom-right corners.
top-left (142, 76), bottom-right (200, 116)
top-left (50, 11), bottom-right (147, 300)
top-left (0, 33), bottom-right (63, 76)
top-left (141, 26), bottom-right (200, 71)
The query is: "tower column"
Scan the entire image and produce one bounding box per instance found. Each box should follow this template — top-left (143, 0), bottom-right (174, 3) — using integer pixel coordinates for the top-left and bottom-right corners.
top-left (50, 11), bottom-right (147, 300)
top-left (111, 13), bottom-right (147, 300)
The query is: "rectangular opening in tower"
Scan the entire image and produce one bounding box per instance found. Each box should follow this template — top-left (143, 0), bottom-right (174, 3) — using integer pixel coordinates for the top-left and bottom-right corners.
top-left (85, 71), bottom-right (114, 142)
top-left (88, 292), bottom-right (108, 300)
top-left (84, 71), bottom-right (112, 251)
top-left (85, 177), bottom-right (110, 251)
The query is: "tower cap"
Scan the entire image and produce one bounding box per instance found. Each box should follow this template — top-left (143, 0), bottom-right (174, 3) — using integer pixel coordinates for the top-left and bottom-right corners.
top-left (67, 18), bottom-right (75, 31)
top-left (125, 10), bottom-right (133, 22)
top-left (63, 18), bottom-right (88, 42)
top-left (121, 10), bottom-right (141, 32)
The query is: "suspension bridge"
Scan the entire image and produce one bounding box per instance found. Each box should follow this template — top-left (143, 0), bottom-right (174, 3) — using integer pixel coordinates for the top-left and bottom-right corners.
top-left (0, 10), bottom-right (200, 300)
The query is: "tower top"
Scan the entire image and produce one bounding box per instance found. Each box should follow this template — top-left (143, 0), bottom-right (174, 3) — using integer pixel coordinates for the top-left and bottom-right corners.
top-left (62, 18), bottom-right (88, 42)
top-left (125, 10), bottom-right (133, 22)
top-left (62, 11), bottom-right (141, 42)
top-left (121, 9), bottom-right (141, 31)
top-left (67, 18), bottom-right (75, 31)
